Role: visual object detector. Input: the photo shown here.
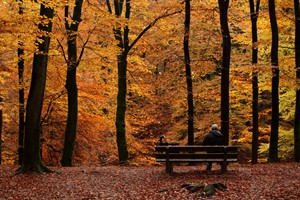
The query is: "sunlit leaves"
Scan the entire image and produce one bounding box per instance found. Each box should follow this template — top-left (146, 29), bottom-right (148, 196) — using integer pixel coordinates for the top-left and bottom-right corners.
top-left (0, 0), bottom-right (297, 164)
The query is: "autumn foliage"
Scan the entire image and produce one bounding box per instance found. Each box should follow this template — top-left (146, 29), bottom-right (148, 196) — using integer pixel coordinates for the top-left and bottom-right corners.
top-left (0, 0), bottom-right (297, 166)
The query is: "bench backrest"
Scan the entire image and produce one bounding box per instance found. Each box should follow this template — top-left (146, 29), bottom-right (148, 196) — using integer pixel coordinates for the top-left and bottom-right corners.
top-left (156, 145), bottom-right (237, 152)
top-left (155, 145), bottom-right (238, 161)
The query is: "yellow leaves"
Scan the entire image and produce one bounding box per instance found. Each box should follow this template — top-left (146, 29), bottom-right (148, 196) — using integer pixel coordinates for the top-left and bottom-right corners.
top-left (1, 150), bottom-right (16, 165)
top-left (237, 137), bottom-right (250, 143)
top-left (39, 13), bottom-right (53, 26)
top-left (0, 70), bottom-right (11, 82)
top-left (0, 0), bottom-right (298, 166)
top-left (279, 89), bottom-right (296, 121)
top-left (128, 55), bottom-right (153, 71)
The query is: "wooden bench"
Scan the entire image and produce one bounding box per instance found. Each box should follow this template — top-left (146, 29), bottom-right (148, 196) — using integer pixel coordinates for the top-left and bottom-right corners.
top-left (155, 145), bottom-right (238, 174)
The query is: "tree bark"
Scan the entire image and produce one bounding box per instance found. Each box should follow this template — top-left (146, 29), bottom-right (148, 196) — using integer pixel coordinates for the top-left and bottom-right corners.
top-left (18, 0), bottom-right (25, 166)
top-left (294, 0), bottom-right (300, 162)
top-left (249, 0), bottom-right (260, 164)
top-left (0, 97), bottom-right (2, 165)
top-left (218, 0), bottom-right (231, 145)
top-left (268, 0), bottom-right (279, 163)
top-left (116, 52), bottom-right (129, 161)
top-left (106, 0), bottom-right (130, 162)
top-left (17, 3), bottom-right (54, 174)
top-left (113, 0), bottom-right (130, 162)
top-left (184, 0), bottom-right (194, 145)
top-left (61, 0), bottom-right (83, 167)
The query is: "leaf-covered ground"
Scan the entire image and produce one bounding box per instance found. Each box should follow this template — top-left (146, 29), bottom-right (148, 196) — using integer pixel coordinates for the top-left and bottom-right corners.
top-left (0, 163), bottom-right (299, 199)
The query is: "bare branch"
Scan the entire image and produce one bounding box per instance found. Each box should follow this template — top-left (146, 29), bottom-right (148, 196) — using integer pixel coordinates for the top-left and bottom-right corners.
top-left (56, 39), bottom-right (68, 63)
top-left (128, 10), bottom-right (182, 52)
top-left (78, 26), bottom-right (97, 64)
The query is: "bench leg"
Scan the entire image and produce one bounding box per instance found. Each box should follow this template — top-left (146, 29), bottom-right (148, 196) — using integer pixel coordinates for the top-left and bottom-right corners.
top-left (166, 161), bottom-right (173, 174)
top-left (221, 147), bottom-right (228, 173)
top-left (221, 161), bottom-right (227, 173)
top-left (165, 146), bottom-right (173, 174)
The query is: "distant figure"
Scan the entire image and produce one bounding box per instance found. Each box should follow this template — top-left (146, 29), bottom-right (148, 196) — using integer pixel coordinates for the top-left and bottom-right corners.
top-left (158, 136), bottom-right (169, 145)
top-left (202, 124), bottom-right (224, 170)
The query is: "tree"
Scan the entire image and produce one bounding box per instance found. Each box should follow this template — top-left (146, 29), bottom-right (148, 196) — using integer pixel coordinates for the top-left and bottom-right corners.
top-left (106, 0), bottom-right (181, 162)
top-left (106, 0), bottom-right (130, 162)
top-left (218, 0), bottom-right (231, 145)
top-left (294, 0), bottom-right (300, 162)
top-left (268, 0), bottom-right (279, 163)
top-left (1, 0), bottom-right (297, 166)
top-left (61, 0), bottom-right (84, 167)
top-left (184, 0), bottom-right (194, 145)
top-left (17, 0), bottom-right (25, 166)
top-left (17, 2), bottom-right (54, 173)
top-left (249, 0), bottom-right (260, 164)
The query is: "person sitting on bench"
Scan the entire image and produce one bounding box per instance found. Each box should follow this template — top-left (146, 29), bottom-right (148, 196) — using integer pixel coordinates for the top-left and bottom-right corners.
top-left (159, 136), bottom-right (169, 145)
top-left (202, 124), bottom-right (224, 170)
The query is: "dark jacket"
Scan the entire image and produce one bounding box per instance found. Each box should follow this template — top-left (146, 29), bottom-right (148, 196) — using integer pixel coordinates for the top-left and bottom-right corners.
top-left (202, 130), bottom-right (224, 146)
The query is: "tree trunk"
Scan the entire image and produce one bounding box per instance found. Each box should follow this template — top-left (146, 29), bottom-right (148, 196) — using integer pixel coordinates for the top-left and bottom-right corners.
top-left (18, 46), bottom-right (25, 166)
top-left (294, 0), bottom-right (300, 162)
top-left (61, 0), bottom-right (83, 167)
top-left (184, 0), bottom-right (194, 145)
top-left (105, 0), bottom-right (177, 161)
top-left (218, 0), bottom-right (231, 145)
top-left (249, 0), bottom-right (260, 164)
top-left (17, 3), bottom-right (54, 174)
top-left (116, 52), bottom-right (129, 161)
top-left (18, 0), bottom-right (25, 166)
top-left (106, 0), bottom-right (130, 162)
top-left (0, 97), bottom-right (2, 165)
top-left (61, 65), bottom-right (78, 166)
top-left (268, 0), bottom-right (279, 163)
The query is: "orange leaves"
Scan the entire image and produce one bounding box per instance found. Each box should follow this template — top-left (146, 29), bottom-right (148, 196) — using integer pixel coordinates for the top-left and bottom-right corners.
top-left (0, 0), bottom-right (297, 165)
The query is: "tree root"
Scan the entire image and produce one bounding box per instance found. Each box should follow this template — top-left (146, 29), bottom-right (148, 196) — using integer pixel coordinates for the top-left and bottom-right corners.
top-left (15, 163), bottom-right (54, 175)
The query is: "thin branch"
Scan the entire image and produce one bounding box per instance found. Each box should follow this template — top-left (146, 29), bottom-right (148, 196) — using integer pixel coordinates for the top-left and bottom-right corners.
top-left (77, 25), bottom-right (97, 64)
top-left (128, 10), bottom-right (182, 52)
top-left (56, 39), bottom-right (68, 63)
top-left (106, 0), bottom-right (112, 13)
top-left (279, 46), bottom-right (294, 49)
top-left (256, 0), bottom-right (260, 13)
top-left (41, 91), bottom-right (67, 125)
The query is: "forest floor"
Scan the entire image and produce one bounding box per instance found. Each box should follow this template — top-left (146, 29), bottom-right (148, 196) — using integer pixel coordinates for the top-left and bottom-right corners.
top-left (0, 162), bottom-right (300, 199)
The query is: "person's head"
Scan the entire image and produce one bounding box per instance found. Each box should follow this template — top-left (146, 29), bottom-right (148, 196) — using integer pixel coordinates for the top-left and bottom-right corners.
top-left (211, 124), bottom-right (218, 130)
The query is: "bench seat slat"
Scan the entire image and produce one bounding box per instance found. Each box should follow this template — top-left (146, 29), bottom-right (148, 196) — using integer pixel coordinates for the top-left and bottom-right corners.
top-left (156, 158), bottom-right (238, 162)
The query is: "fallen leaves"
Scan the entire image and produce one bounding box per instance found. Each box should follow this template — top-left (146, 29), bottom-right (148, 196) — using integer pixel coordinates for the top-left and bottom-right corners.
top-left (0, 163), bottom-right (300, 199)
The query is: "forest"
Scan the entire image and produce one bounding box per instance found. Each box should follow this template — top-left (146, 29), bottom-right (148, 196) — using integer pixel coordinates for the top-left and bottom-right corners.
top-left (0, 0), bottom-right (299, 171)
